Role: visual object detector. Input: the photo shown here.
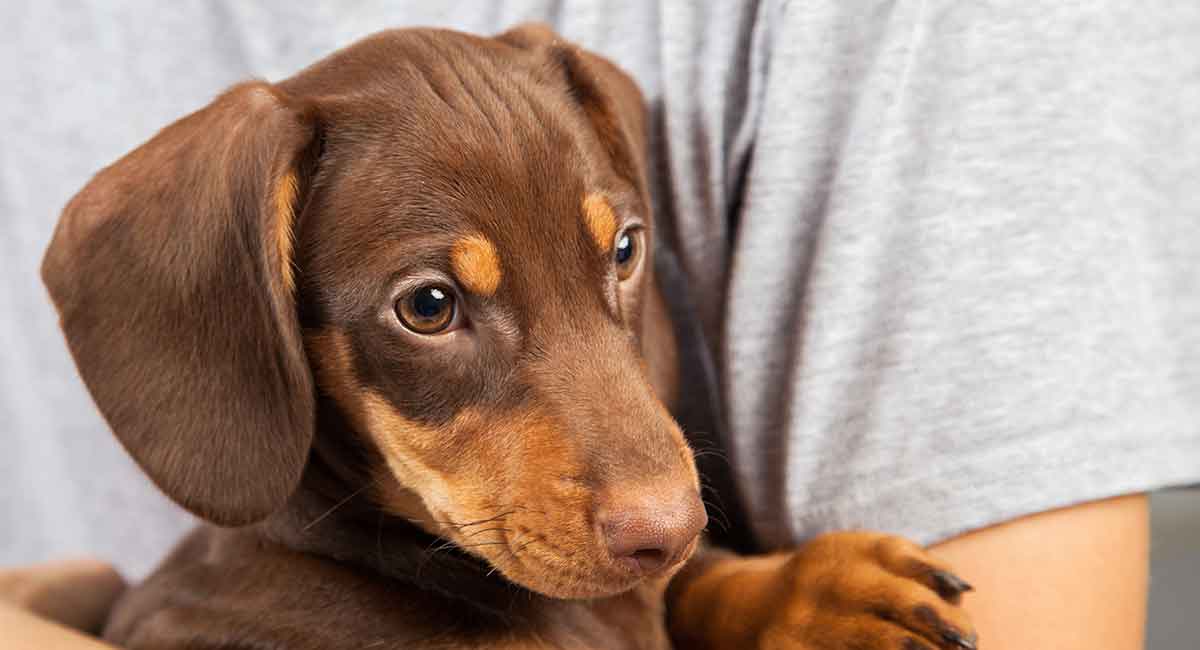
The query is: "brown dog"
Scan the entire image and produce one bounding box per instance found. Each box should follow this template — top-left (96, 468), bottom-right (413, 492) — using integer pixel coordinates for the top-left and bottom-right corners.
top-left (42, 24), bottom-right (977, 650)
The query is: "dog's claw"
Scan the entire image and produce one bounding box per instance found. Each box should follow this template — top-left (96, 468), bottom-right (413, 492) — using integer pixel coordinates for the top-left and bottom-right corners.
top-left (931, 569), bottom-right (973, 599)
top-left (941, 628), bottom-right (977, 650)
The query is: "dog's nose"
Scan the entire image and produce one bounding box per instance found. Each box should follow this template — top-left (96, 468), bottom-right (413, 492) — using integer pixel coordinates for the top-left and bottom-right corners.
top-left (598, 488), bottom-right (707, 575)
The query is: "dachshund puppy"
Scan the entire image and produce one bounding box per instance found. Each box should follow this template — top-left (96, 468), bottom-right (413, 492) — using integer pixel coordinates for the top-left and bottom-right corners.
top-left (42, 24), bottom-right (976, 650)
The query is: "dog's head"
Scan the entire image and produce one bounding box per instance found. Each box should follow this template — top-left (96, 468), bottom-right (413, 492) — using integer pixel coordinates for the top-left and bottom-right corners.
top-left (42, 25), bottom-right (704, 599)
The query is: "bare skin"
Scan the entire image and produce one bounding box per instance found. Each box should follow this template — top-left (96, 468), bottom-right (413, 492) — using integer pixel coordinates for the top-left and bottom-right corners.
top-left (929, 494), bottom-right (1149, 650)
top-left (2, 494), bottom-right (1149, 649)
top-left (0, 558), bottom-right (125, 648)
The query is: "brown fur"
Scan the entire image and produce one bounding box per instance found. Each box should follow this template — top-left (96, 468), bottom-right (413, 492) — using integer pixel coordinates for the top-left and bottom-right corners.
top-left (43, 23), bottom-right (975, 650)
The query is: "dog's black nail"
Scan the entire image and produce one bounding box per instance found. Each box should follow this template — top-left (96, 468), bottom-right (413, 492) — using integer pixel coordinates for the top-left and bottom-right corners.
top-left (941, 629), bottom-right (977, 650)
top-left (932, 570), bottom-right (973, 598)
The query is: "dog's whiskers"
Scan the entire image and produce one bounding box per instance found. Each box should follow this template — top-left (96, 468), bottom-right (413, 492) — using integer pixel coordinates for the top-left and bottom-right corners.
top-left (690, 438), bottom-right (732, 467)
top-left (451, 541), bottom-right (510, 550)
top-left (698, 478), bottom-right (733, 532)
top-left (701, 498), bottom-right (731, 533)
top-left (435, 509), bottom-right (517, 531)
top-left (427, 538), bottom-right (509, 556)
top-left (513, 537), bottom-right (538, 554)
top-left (462, 525), bottom-right (511, 539)
top-left (302, 483), bottom-right (370, 532)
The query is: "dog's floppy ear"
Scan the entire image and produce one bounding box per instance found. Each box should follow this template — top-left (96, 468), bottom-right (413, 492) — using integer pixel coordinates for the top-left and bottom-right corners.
top-left (499, 23), bottom-right (649, 189)
top-left (42, 82), bottom-right (319, 526)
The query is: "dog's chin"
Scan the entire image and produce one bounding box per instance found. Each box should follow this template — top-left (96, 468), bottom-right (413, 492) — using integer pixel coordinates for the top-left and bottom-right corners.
top-left (487, 558), bottom-right (642, 600)
top-left (472, 535), bottom-right (698, 600)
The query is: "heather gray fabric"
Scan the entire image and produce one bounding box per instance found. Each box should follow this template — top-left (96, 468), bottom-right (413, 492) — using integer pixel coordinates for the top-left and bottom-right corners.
top-left (3, 1), bottom-right (1199, 578)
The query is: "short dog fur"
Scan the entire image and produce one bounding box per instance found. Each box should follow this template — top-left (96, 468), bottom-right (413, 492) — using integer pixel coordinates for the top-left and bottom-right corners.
top-left (43, 24), bottom-right (977, 650)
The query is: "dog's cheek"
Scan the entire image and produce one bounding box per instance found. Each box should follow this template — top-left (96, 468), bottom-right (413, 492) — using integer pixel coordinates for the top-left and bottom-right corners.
top-left (357, 395), bottom-right (487, 518)
top-left (305, 329), bottom-right (471, 521)
top-left (305, 332), bottom-right (621, 593)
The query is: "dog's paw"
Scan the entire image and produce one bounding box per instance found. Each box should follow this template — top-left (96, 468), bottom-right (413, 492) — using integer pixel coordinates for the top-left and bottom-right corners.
top-left (757, 532), bottom-right (976, 650)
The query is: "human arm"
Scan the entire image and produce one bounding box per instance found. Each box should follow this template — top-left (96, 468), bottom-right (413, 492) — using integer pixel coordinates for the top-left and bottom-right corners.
top-left (0, 558), bottom-right (125, 649)
top-left (929, 493), bottom-right (1148, 650)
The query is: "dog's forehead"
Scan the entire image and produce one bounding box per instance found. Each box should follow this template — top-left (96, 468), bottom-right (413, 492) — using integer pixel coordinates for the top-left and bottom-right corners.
top-left (296, 51), bottom-right (643, 323)
top-left (315, 106), bottom-right (619, 268)
top-left (297, 30), bottom-right (637, 304)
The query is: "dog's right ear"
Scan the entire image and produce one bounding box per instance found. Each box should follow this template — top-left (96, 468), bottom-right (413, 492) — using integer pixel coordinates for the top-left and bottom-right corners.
top-left (42, 82), bottom-right (319, 526)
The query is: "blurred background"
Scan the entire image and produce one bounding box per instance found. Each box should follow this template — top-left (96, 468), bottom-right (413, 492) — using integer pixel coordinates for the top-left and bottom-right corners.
top-left (1148, 490), bottom-right (1200, 649)
top-left (2, 3), bottom-right (1196, 648)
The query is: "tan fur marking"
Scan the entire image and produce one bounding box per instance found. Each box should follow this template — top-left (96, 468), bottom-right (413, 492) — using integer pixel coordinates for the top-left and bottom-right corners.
top-left (303, 328), bottom-right (679, 599)
top-left (359, 392), bottom-right (459, 516)
top-left (582, 193), bottom-right (618, 253)
top-left (305, 329), bottom-right (446, 521)
top-left (274, 171), bottom-right (300, 293)
top-left (451, 234), bottom-right (502, 296)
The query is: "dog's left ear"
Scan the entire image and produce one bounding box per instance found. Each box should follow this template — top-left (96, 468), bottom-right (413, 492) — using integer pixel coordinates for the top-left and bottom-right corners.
top-left (498, 23), bottom-right (649, 190)
top-left (42, 82), bottom-right (319, 526)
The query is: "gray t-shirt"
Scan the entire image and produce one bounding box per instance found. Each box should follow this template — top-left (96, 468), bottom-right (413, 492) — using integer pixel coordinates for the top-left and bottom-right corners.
top-left (3, 1), bottom-right (1198, 577)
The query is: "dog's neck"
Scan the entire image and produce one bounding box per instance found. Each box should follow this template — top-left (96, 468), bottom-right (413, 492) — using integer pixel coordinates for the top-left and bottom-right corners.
top-left (259, 420), bottom-right (541, 623)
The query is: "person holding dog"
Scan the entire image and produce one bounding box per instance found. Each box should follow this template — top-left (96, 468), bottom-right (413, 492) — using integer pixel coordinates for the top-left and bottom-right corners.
top-left (3, 2), bottom-right (1197, 648)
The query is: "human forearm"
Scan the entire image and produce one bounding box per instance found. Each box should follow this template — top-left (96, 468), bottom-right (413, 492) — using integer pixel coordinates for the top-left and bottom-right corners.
top-left (0, 603), bottom-right (121, 649)
top-left (0, 558), bottom-right (126, 649)
top-left (929, 493), bottom-right (1149, 650)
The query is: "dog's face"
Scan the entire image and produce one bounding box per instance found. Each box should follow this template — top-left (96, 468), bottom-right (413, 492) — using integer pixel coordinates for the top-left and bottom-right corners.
top-left (43, 26), bottom-right (703, 599)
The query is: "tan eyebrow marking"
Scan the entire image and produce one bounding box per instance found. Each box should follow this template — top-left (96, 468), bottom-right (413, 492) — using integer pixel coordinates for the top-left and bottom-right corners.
top-left (274, 170), bottom-right (300, 293)
top-left (582, 193), bottom-right (618, 253)
top-left (451, 234), bottom-right (502, 296)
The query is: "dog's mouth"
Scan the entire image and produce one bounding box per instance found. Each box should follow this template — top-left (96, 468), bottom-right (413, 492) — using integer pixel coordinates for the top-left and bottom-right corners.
top-left (426, 486), bottom-right (707, 600)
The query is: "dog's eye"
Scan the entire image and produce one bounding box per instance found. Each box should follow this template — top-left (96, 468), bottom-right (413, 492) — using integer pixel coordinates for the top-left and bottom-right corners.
top-left (396, 285), bottom-right (457, 334)
top-left (614, 228), bottom-right (642, 280)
